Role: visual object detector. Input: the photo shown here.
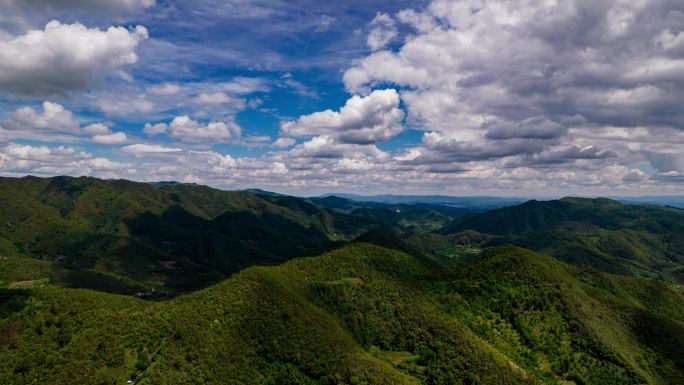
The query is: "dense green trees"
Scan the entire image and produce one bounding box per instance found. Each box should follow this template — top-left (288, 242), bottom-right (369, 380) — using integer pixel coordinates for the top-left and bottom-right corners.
top-left (0, 176), bottom-right (467, 297)
top-left (2, 244), bottom-right (682, 384)
top-left (2, 176), bottom-right (684, 384)
top-left (0, 176), bottom-right (379, 296)
top-left (441, 197), bottom-right (684, 283)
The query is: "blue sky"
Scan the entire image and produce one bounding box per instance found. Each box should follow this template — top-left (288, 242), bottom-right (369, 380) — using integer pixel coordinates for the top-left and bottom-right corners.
top-left (0, 0), bottom-right (683, 195)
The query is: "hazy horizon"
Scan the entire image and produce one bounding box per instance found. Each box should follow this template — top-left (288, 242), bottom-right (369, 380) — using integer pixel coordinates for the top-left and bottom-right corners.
top-left (5, 174), bottom-right (684, 202)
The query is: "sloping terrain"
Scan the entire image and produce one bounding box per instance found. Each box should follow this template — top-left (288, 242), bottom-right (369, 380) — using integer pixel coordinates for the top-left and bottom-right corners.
top-left (0, 176), bottom-right (375, 295)
top-left (310, 195), bottom-right (470, 232)
top-left (441, 197), bottom-right (684, 282)
top-left (2, 178), bottom-right (683, 385)
top-left (1, 244), bottom-right (682, 384)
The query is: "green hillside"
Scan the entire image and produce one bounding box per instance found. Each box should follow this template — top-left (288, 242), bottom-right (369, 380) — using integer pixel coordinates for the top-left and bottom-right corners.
top-left (2, 243), bottom-right (682, 384)
top-left (309, 196), bottom-right (468, 232)
top-left (442, 197), bottom-right (684, 282)
top-left (0, 176), bottom-right (376, 296)
top-left (2, 178), bottom-right (683, 385)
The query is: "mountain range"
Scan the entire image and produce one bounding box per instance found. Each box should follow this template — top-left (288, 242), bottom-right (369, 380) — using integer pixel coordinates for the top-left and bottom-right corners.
top-left (1, 176), bottom-right (683, 385)
top-left (316, 193), bottom-right (684, 210)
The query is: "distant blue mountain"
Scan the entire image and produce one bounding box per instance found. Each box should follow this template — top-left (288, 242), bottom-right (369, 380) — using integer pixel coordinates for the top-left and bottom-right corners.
top-left (316, 193), bottom-right (684, 210)
top-left (150, 181), bottom-right (200, 187)
top-left (612, 196), bottom-right (684, 209)
top-left (316, 193), bottom-right (534, 210)
top-left (239, 188), bottom-right (285, 196)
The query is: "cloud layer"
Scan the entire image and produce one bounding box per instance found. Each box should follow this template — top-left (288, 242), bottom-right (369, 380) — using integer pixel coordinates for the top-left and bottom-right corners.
top-left (339, 0), bottom-right (684, 189)
top-left (1, 0), bottom-right (683, 195)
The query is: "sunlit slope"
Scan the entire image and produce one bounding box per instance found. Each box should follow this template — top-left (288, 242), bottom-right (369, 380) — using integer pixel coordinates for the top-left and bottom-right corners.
top-left (0, 244), bottom-right (530, 385)
top-left (444, 246), bottom-right (684, 384)
top-left (2, 243), bottom-right (682, 384)
top-left (443, 197), bottom-right (684, 281)
top-left (0, 176), bottom-right (374, 295)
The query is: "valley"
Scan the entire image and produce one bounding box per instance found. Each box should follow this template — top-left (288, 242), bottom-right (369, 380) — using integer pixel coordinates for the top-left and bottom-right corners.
top-left (1, 176), bottom-right (683, 384)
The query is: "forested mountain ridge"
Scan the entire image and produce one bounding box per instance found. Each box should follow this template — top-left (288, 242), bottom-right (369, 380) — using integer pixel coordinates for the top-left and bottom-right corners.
top-left (440, 197), bottom-right (684, 283)
top-left (1, 176), bottom-right (683, 385)
top-left (1, 244), bottom-right (682, 384)
top-left (0, 176), bottom-right (377, 295)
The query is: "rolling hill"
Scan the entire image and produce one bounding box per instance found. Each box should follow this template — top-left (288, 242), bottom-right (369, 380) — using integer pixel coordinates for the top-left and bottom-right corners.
top-left (0, 176), bottom-right (494, 296)
top-left (2, 177), bottom-right (683, 384)
top-left (306, 195), bottom-right (470, 232)
top-left (441, 197), bottom-right (684, 283)
top-left (318, 193), bottom-right (529, 209)
top-left (1, 243), bottom-right (682, 384)
top-left (0, 176), bottom-right (379, 296)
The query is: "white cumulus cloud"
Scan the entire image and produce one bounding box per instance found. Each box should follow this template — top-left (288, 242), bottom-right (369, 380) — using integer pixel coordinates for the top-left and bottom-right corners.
top-left (83, 122), bottom-right (113, 135)
top-left (193, 92), bottom-right (246, 109)
top-left (271, 137), bottom-right (296, 149)
top-left (343, 0), bottom-right (684, 177)
top-left (92, 132), bottom-right (127, 144)
top-left (121, 143), bottom-right (182, 155)
top-left (3, 101), bottom-right (79, 132)
top-left (162, 115), bottom-right (242, 143)
top-left (367, 12), bottom-right (398, 51)
top-left (0, 21), bottom-right (148, 96)
top-left (143, 122), bottom-right (168, 136)
top-left (280, 89), bottom-right (404, 144)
